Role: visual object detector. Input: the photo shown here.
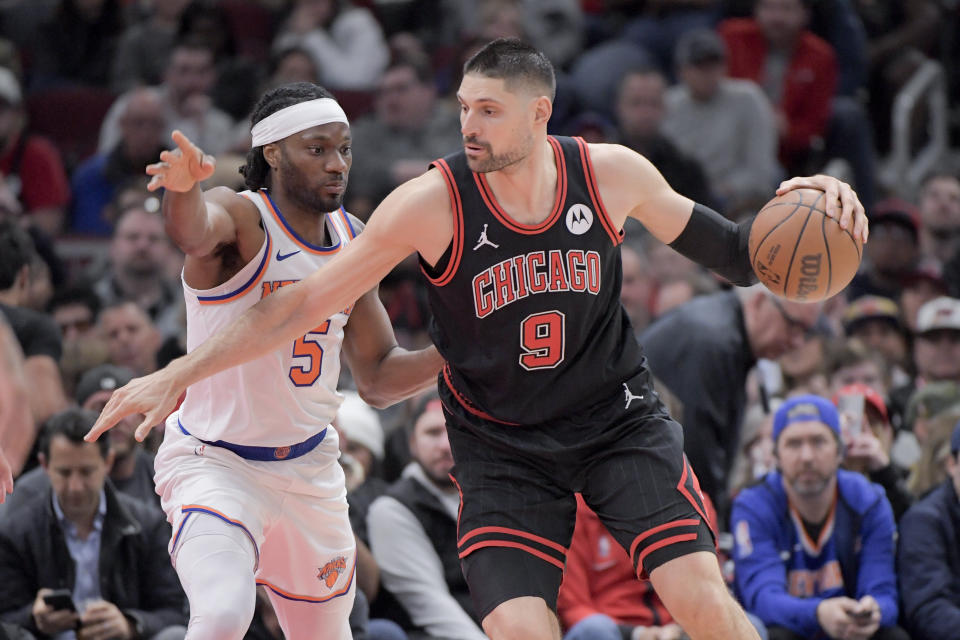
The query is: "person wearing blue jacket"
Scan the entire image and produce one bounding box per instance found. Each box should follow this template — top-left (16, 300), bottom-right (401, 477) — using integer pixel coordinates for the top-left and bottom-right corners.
top-left (731, 395), bottom-right (909, 640)
top-left (897, 420), bottom-right (960, 640)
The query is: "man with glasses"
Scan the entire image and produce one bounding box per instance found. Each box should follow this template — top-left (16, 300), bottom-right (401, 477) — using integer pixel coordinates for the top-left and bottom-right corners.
top-left (641, 285), bottom-right (821, 521)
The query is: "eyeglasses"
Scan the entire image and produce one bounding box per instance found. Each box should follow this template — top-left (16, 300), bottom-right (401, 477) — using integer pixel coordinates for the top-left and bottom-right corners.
top-left (768, 295), bottom-right (818, 338)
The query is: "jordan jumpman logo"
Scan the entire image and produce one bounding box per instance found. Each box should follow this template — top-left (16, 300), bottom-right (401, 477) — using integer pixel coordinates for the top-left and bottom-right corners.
top-left (473, 224), bottom-right (499, 250)
top-left (623, 383), bottom-right (644, 409)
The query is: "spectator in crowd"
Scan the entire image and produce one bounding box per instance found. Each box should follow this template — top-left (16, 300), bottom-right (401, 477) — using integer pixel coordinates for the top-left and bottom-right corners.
top-left (840, 296), bottom-right (910, 386)
top-left (614, 64), bottom-right (717, 210)
top-left (0, 220), bottom-right (68, 472)
top-left (912, 297), bottom-right (960, 386)
top-left (906, 403), bottom-right (960, 498)
top-left (76, 364), bottom-right (158, 508)
top-left (0, 408), bottom-right (187, 640)
top-left (0, 314), bottom-right (29, 487)
top-left (99, 41), bottom-right (237, 156)
top-left (897, 420), bottom-right (960, 640)
top-left (846, 200), bottom-right (921, 302)
top-left (30, 0), bottom-right (124, 89)
top-left (825, 338), bottom-right (891, 397)
top-left (110, 0), bottom-right (193, 93)
top-left (0, 67), bottom-right (70, 237)
top-left (833, 383), bottom-right (913, 521)
top-left (46, 286), bottom-right (108, 397)
top-left (731, 395), bottom-right (907, 640)
top-left (720, 0), bottom-right (877, 210)
top-left (92, 203), bottom-right (183, 339)
top-left (70, 88), bottom-right (167, 236)
top-left (641, 285), bottom-right (821, 518)
top-left (557, 494), bottom-right (690, 640)
top-left (273, 0), bottom-right (389, 91)
top-left (265, 46), bottom-right (320, 89)
top-left (619, 244), bottom-right (654, 333)
top-left (900, 264), bottom-right (949, 332)
top-left (728, 399), bottom-right (780, 498)
top-left (916, 170), bottom-right (960, 268)
top-left (663, 28), bottom-right (779, 215)
top-left (347, 55), bottom-right (461, 220)
top-left (337, 390), bottom-right (389, 542)
top-left (367, 395), bottom-right (484, 639)
top-left (97, 301), bottom-right (161, 378)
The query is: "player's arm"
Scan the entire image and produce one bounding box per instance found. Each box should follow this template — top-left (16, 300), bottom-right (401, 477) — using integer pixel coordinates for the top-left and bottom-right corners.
top-left (86, 171), bottom-right (453, 442)
top-left (341, 287), bottom-right (442, 408)
top-left (588, 144), bottom-right (868, 283)
top-left (151, 131), bottom-right (260, 285)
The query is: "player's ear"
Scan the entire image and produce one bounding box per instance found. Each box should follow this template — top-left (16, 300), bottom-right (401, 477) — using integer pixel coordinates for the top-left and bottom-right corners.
top-left (533, 95), bottom-right (552, 126)
top-left (262, 142), bottom-right (281, 170)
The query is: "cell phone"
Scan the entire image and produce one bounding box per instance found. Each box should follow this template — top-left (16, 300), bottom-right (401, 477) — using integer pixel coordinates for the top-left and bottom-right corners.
top-left (42, 589), bottom-right (76, 612)
top-left (837, 392), bottom-right (865, 439)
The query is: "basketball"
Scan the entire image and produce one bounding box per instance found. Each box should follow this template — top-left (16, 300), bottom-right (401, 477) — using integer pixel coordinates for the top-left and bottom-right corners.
top-left (748, 188), bottom-right (863, 302)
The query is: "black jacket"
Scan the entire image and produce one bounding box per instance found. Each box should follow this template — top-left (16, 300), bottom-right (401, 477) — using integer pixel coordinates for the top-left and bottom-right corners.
top-left (0, 480), bottom-right (186, 638)
top-left (898, 479), bottom-right (960, 640)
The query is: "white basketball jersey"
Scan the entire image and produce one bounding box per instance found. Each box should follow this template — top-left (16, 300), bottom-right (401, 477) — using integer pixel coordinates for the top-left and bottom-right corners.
top-left (176, 189), bottom-right (358, 446)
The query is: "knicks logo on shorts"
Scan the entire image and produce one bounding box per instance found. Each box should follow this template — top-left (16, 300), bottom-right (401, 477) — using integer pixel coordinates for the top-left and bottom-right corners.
top-left (318, 556), bottom-right (347, 588)
top-left (273, 446), bottom-right (291, 460)
top-left (193, 445), bottom-right (206, 457)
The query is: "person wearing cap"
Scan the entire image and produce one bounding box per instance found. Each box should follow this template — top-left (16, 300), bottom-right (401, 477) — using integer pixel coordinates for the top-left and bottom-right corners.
top-left (897, 420), bottom-right (960, 640)
top-left (917, 170), bottom-right (960, 268)
top-left (0, 67), bottom-right (70, 237)
top-left (912, 296), bottom-right (960, 385)
top-left (367, 394), bottom-right (484, 640)
top-left (731, 395), bottom-right (906, 640)
top-left (334, 390), bottom-right (388, 541)
top-left (846, 200), bottom-right (921, 303)
top-left (840, 296), bottom-right (909, 385)
top-left (83, 82), bottom-right (442, 640)
top-left (662, 27), bottom-right (779, 215)
top-left (77, 364), bottom-right (160, 508)
top-left (833, 384), bottom-right (913, 521)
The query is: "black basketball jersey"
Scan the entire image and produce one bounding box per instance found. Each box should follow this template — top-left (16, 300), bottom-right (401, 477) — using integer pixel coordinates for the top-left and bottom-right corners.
top-left (421, 136), bottom-right (645, 425)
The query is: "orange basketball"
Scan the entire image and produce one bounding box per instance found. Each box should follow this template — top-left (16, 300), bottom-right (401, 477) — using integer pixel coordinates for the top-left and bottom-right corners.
top-left (748, 188), bottom-right (863, 302)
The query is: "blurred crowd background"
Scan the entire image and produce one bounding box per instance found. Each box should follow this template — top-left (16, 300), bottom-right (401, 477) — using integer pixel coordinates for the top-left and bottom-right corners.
top-left (0, 0), bottom-right (959, 639)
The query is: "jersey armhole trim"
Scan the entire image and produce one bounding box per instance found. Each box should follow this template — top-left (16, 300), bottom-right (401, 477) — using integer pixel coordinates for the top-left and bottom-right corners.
top-left (421, 159), bottom-right (464, 286)
top-left (196, 231), bottom-right (273, 305)
top-left (575, 137), bottom-right (622, 246)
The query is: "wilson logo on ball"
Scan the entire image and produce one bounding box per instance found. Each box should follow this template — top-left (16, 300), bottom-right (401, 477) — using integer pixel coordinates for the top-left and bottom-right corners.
top-left (795, 254), bottom-right (823, 300)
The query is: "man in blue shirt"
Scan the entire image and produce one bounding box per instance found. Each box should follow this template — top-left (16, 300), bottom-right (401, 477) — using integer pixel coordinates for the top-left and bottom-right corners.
top-left (731, 395), bottom-right (908, 640)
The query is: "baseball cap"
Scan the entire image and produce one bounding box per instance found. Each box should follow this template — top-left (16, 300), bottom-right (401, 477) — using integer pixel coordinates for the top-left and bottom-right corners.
top-left (870, 198), bottom-right (920, 241)
top-left (903, 262), bottom-right (948, 294)
top-left (75, 364), bottom-right (135, 406)
top-left (674, 28), bottom-right (726, 67)
top-left (916, 296), bottom-right (960, 335)
top-left (905, 381), bottom-right (960, 428)
top-left (0, 67), bottom-right (20, 106)
top-left (773, 394), bottom-right (841, 442)
top-left (335, 391), bottom-right (384, 461)
top-left (832, 383), bottom-right (889, 424)
top-left (842, 296), bottom-right (903, 335)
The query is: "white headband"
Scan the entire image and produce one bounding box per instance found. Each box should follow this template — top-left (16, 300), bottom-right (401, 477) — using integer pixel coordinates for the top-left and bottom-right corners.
top-left (250, 98), bottom-right (349, 147)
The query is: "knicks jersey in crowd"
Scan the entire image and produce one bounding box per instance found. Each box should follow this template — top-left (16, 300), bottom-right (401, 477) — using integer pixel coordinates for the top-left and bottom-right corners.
top-left (422, 136), bottom-right (644, 425)
top-left (176, 189), bottom-right (357, 446)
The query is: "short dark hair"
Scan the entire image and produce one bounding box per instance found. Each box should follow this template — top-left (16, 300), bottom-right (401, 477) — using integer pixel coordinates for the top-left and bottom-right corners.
top-left (387, 52), bottom-right (434, 87)
top-left (240, 82), bottom-right (338, 191)
top-left (463, 38), bottom-right (556, 100)
top-left (47, 285), bottom-right (102, 320)
top-left (38, 408), bottom-right (109, 460)
top-left (0, 219), bottom-right (34, 290)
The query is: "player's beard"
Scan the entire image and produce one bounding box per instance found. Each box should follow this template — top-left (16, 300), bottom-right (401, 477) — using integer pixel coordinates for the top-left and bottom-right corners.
top-left (464, 131), bottom-right (533, 174)
top-left (278, 150), bottom-right (345, 213)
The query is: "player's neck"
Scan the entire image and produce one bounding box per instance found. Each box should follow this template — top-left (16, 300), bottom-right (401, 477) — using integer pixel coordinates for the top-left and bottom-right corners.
top-left (271, 192), bottom-right (332, 246)
top-left (483, 137), bottom-right (557, 226)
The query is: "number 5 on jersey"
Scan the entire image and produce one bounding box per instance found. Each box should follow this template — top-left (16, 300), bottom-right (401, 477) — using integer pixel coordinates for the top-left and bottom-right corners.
top-left (519, 310), bottom-right (565, 370)
top-left (289, 320), bottom-right (330, 386)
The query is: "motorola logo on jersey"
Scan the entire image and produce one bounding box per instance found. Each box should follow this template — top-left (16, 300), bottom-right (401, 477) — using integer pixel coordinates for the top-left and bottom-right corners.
top-left (565, 204), bottom-right (594, 235)
top-left (473, 249), bottom-right (602, 318)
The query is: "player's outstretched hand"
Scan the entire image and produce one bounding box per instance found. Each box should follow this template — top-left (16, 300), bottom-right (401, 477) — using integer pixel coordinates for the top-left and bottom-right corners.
top-left (84, 364), bottom-right (186, 444)
top-left (0, 448), bottom-right (13, 503)
top-left (776, 174), bottom-right (868, 244)
top-left (145, 130), bottom-right (216, 193)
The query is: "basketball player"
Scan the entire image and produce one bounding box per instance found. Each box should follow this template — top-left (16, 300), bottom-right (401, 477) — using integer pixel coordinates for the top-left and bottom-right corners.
top-left (89, 40), bottom-right (869, 639)
top-left (103, 83), bottom-right (442, 640)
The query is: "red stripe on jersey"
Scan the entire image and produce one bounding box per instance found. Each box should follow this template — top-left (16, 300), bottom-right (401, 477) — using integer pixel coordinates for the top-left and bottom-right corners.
top-left (422, 159), bottom-right (464, 286)
top-left (575, 137), bottom-right (621, 246)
